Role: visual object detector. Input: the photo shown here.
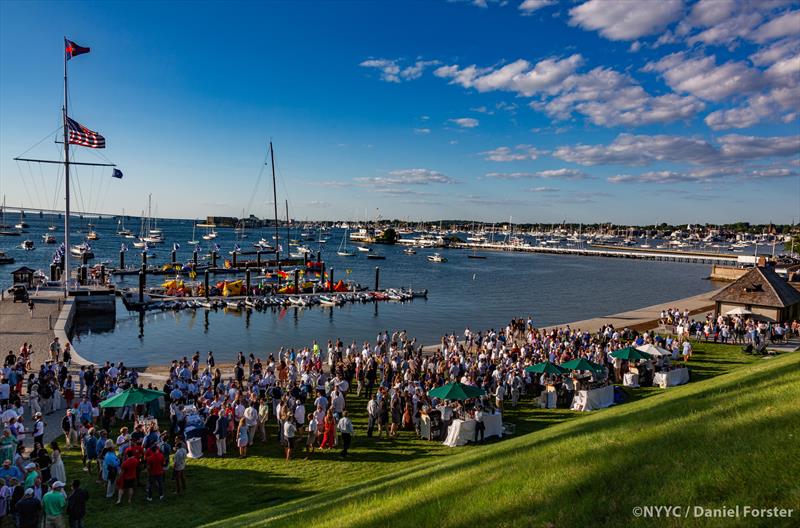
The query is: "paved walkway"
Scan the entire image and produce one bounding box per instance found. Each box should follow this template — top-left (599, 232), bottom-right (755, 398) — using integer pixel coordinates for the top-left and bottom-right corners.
top-left (542, 288), bottom-right (723, 334)
top-left (0, 288), bottom-right (63, 368)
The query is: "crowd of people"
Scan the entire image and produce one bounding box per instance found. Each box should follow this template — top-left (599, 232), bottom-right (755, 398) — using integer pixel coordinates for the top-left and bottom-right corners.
top-left (0, 310), bottom-right (797, 526)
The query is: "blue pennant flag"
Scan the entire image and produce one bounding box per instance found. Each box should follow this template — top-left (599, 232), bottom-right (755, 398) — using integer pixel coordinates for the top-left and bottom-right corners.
top-left (213, 243), bottom-right (220, 252)
top-left (233, 243), bottom-right (240, 252)
top-left (112, 169), bottom-right (123, 179)
top-left (120, 243), bottom-right (128, 252)
top-left (173, 242), bottom-right (180, 251)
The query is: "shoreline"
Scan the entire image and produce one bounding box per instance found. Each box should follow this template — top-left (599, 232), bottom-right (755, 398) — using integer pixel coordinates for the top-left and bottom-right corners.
top-left (134, 286), bottom-right (722, 381)
top-left (2, 284), bottom-right (722, 380)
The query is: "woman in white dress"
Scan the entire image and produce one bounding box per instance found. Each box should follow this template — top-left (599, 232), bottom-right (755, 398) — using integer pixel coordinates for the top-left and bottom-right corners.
top-left (49, 441), bottom-right (66, 483)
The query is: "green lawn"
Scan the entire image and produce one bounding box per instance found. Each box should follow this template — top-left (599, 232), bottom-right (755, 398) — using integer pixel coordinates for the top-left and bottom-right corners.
top-left (59, 342), bottom-right (798, 527)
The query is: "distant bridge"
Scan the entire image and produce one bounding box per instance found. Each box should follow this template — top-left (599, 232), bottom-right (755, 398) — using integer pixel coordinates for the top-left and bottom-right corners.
top-left (0, 204), bottom-right (114, 219)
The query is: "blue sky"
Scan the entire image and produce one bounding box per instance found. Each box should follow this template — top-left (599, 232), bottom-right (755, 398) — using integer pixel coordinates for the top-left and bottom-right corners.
top-left (1, 0), bottom-right (798, 224)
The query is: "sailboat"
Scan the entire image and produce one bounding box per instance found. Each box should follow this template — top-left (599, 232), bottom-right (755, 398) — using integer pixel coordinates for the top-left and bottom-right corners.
top-left (117, 209), bottom-right (134, 237)
top-left (337, 227), bottom-right (356, 256)
top-left (187, 220), bottom-right (200, 245)
top-left (0, 197), bottom-right (22, 236)
top-left (133, 211), bottom-right (146, 248)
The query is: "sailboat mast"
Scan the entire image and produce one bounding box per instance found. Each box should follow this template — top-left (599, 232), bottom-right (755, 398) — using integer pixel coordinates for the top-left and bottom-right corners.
top-left (270, 141), bottom-right (279, 258)
top-left (62, 37), bottom-right (71, 296)
top-left (285, 199), bottom-right (289, 252)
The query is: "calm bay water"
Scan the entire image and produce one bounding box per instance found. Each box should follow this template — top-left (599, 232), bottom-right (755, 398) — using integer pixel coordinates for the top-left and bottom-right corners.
top-left (2, 214), bottom-right (720, 366)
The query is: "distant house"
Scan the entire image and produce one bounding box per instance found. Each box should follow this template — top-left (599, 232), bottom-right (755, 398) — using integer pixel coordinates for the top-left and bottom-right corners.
top-left (10, 266), bottom-right (36, 287)
top-left (712, 266), bottom-right (800, 323)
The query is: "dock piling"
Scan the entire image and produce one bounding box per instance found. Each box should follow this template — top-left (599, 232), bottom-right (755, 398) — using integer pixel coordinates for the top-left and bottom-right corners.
top-left (329, 267), bottom-right (334, 293)
top-left (375, 266), bottom-right (380, 291)
top-left (204, 270), bottom-right (210, 300)
top-left (119, 250), bottom-right (125, 270)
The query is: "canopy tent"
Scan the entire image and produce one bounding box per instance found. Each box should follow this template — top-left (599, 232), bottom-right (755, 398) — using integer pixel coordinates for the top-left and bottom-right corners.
top-left (636, 343), bottom-right (671, 357)
top-left (559, 358), bottom-right (603, 372)
top-left (611, 346), bottom-right (652, 362)
top-left (428, 382), bottom-right (485, 401)
top-left (99, 387), bottom-right (165, 408)
top-left (524, 362), bottom-right (567, 375)
top-left (726, 306), bottom-right (753, 315)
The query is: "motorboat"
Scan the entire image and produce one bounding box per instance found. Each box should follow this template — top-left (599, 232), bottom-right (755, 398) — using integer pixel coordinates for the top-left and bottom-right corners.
top-left (87, 230), bottom-right (100, 241)
top-left (70, 243), bottom-right (94, 259)
top-left (357, 246), bottom-right (371, 253)
top-left (42, 233), bottom-right (56, 244)
top-left (21, 240), bottom-right (34, 250)
top-left (427, 253), bottom-right (447, 262)
top-left (403, 248), bottom-right (416, 255)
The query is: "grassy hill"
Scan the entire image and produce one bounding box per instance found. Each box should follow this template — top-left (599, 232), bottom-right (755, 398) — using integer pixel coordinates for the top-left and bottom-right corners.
top-left (208, 351), bottom-right (800, 528)
top-left (60, 344), bottom-right (799, 527)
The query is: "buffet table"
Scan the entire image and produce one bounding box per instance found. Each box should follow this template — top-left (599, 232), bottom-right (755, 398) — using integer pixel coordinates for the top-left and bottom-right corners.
top-left (571, 385), bottom-right (614, 411)
top-left (653, 367), bottom-right (689, 388)
top-left (623, 372), bottom-right (640, 388)
top-left (443, 413), bottom-right (503, 447)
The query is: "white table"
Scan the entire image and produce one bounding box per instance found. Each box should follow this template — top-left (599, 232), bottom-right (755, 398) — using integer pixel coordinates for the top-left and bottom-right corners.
top-left (653, 368), bottom-right (689, 388)
top-left (623, 372), bottom-right (640, 388)
top-left (539, 391), bottom-right (557, 409)
top-left (571, 385), bottom-right (615, 411)
top-left (443, 413), bottom-right (503, 447)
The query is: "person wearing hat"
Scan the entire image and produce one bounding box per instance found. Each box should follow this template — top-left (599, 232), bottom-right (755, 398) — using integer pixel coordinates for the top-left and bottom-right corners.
top-left (42, 480), bottom-right (66, 528)
top-left (15, 488), bottom-right (41, 528)
top-left (23, 463), bottom-right (38, 489)
top-left (33, 413), bottom-right (45, 449)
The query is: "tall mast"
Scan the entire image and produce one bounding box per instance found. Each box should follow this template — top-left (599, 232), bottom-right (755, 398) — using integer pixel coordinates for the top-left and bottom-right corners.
top-left (63, 37), bottom-right (71, 297)
top-left (285, 199), bottom-right (289, 253)
top-left (270, 141), bottom-right (279, 259)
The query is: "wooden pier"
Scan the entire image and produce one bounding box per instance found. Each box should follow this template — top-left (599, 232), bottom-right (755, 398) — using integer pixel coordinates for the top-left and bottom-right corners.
top-left (451, 242), bottom-right (742, 265)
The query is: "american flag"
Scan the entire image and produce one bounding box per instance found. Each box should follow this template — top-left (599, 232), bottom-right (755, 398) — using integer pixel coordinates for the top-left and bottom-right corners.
top-left (67, 117), bottom-right (105, 148)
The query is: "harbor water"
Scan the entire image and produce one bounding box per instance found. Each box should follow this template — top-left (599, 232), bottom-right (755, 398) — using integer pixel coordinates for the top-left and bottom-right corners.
top-left (2, 215), bottom-right (723, 365)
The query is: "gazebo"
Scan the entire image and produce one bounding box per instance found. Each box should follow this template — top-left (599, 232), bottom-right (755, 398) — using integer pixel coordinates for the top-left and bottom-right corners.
top-left (10, 266), bottom-right (35, 288)
top-left (712, 266), bottom-right (800, 323)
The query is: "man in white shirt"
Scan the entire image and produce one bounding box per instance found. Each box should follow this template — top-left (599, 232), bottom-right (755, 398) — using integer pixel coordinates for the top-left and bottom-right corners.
top-left (337, 411), bottom-right (353, 457)
top-left (244, 403), bottom-right (258, 446)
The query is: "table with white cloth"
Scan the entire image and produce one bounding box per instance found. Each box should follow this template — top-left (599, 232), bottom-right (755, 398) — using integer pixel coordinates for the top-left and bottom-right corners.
top-left (571, 385), bottom-right (615, 411)
top-left (623, 372), bottom-right (640, 388)
top-left (539, 391), bottom-right (557, 409)
top-left (653, 367), bottom-right (690, 388)
top-left (443, 413), bottom-right (503, 447)
top-left (186, 437), bottom-right (203, 458)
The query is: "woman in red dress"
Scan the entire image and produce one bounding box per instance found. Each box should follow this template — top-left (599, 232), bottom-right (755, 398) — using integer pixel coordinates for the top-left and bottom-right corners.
top-left (320, 409), bottom-right (336, 449)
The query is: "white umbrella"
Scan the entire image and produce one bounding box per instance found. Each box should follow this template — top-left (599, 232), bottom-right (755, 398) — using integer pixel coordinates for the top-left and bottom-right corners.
top-left (636, 343), bottom-right (670, 357)
top-left (726, 306), bottom-right (752, 315)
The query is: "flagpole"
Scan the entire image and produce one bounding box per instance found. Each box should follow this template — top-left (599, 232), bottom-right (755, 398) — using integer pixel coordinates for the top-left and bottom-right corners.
top-left (63, 37), bottom-right (71, 297)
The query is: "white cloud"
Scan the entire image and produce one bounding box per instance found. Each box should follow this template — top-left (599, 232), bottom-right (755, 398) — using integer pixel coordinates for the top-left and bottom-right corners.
top-left (519, 0), bottom-right (556, 14)
top-left (568, 0), bottom-right (684, 41)
top-left (554, 133), bottom-right (800, 167)
top-left (527, 186), bottom-right (560, 192)
top-left (481, 145), bottom-right (542, 161)
top-left (413, 128), bottom-right (432, 134)
top-left (717, 134), bottom-right (800, 160)
top-left (355, 168), bottom-right (458, 186)
top-left (538, 67), bottom-right (705, 126)
top-left (434, 55), bottom-right (583, 96)
top-left (360, 58), bottom-right (439, 83)
top-left (643, 52), bottom-right (763, 102)
top-left (608, 163), bottom-right (797, 184)
top-left (449, 117), bottom-right (480, 128)
top-left (307, 200), bottom-right (330, 207)
top-left (485, 168), bottom-right (590, 180)
top-left (750, 38), bottom-right (800, 67)
top-left (705, 85), bottom-right (800, 129)
top-left (751, 9), bottom-right (800, 43)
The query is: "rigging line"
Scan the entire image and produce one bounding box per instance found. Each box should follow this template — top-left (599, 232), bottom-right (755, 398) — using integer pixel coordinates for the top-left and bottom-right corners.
top-left (19, 161), bottom-right (36, 210)
top-left (37, 163), bottom-right (49, 210)
top-left (245, 160), bottom-right (267, 217)
top-left (14, 124), bottom-right (64, 159)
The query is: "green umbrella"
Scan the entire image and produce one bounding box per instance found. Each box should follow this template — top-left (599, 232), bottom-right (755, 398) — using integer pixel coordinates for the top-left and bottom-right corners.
top-left (559, 358), bottom-right (603, 372)
top-left (524, 362), bottom-right (567, 375)
top-left (99, 387), bottom-right (165, 408)
top-left (611, 346), bottom-right (652, 361)
top-left (428, 382), bottom-right (485, 401)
